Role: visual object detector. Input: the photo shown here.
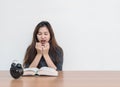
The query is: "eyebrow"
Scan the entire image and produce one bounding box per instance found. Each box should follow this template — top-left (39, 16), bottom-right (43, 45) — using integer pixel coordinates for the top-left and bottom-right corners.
top-left (38, 32), bottom-right (48, 33)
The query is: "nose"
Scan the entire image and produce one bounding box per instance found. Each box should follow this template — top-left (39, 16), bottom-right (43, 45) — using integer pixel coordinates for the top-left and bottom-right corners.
top-left (41, 34), bottom-right (45, 39)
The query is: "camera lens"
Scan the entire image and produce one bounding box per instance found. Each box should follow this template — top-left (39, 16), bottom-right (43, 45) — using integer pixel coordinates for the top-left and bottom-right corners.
top-left (16, 63), bottom-right (22, 68)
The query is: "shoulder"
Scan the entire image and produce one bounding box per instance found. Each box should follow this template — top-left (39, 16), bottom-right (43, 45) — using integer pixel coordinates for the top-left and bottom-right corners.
top-left (56, 46), bottom-right (63, 56)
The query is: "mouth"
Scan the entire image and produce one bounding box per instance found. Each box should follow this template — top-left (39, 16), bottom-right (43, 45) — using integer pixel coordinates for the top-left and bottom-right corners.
top-left (41, 40), bottom-right (46, 45)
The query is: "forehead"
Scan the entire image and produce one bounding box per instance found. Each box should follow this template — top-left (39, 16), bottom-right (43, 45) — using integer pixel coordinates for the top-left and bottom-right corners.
top-left (38, 26), bottom-right (49, 33)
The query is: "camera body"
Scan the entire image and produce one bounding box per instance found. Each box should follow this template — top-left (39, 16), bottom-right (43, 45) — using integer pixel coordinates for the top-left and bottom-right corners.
top-left (10, 62), bottom-right (23, 79)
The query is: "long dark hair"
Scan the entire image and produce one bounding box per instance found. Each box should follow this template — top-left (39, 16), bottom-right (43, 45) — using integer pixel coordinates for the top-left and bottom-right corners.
top-left (23, 21), bottom-right (63, 67)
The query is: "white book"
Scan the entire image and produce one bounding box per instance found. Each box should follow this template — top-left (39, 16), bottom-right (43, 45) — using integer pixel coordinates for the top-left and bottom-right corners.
top-left (23, 67), bottom-right (58, 76)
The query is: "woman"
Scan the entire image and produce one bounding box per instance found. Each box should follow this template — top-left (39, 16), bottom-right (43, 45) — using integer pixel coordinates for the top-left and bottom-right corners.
top-left (23, 21), bottom-right (63, 71)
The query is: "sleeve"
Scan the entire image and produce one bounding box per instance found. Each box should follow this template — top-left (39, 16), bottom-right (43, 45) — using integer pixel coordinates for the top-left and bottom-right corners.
top-left (56, 49), bottom-right (63, 71)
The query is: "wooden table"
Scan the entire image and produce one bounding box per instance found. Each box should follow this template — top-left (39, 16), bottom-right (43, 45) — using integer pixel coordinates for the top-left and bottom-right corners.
top-left (0, 71), bottom-right (120, 87)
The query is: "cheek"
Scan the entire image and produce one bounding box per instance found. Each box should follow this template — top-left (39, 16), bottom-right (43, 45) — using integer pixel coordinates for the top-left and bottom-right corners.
top-left (46, 35), bottom-right (50, 41)
top-left (37, 35), bottom-right (41, 41)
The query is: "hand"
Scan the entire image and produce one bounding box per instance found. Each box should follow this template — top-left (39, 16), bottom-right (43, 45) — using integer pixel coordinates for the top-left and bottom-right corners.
top-left (35, 42), bottom-right (42, 54)
top-left (42, 42), bottom-right (50, 56)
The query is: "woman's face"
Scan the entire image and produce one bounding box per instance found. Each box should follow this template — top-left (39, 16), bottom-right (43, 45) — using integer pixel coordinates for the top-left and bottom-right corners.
top-left (37, 26), bottom-right (50, 44)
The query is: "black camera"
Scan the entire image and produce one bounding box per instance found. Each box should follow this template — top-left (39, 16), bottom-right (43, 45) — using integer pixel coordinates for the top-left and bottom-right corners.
top-left (10, 62), bottom-right (23, 79)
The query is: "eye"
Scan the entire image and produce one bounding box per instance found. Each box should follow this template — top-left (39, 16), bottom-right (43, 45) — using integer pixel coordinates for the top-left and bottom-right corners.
top-left (37, 32), bottom-right (42, 35)
top-left (44, 32), bottom-right (48, 35)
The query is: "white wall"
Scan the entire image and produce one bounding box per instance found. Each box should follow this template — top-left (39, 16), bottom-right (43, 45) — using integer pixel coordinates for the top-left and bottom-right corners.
top-left (0, 0), bottom-right (120, 70)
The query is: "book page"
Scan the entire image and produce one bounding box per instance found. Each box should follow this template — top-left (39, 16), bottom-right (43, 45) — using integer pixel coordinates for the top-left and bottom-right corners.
top-left (37, 67), bottom-right (58, 76)
top-left (40, 67), bottom-right (56, 72)
top-left (23, 68), bottom-right (38, 75)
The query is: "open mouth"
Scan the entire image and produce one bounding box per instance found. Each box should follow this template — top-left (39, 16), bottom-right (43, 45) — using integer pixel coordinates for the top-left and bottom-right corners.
top-left (41, 40), bottom-right (46, 45)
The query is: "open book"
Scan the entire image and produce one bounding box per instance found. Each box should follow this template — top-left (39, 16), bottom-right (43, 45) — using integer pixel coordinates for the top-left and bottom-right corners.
top-left (23, 67), bottom-right (58, 76)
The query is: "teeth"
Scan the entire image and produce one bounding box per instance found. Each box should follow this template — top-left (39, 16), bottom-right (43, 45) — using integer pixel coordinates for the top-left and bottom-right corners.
top-left (41, 40), bottom-right (46, 44)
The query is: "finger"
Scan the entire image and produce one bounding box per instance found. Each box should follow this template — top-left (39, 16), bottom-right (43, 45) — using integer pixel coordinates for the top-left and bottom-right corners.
top-left (36, 42), bottom-right (42, 49)
top-left (44, 42), bottom-right (48, 47)
top-left (35, 43), bottom-right (38, 48)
